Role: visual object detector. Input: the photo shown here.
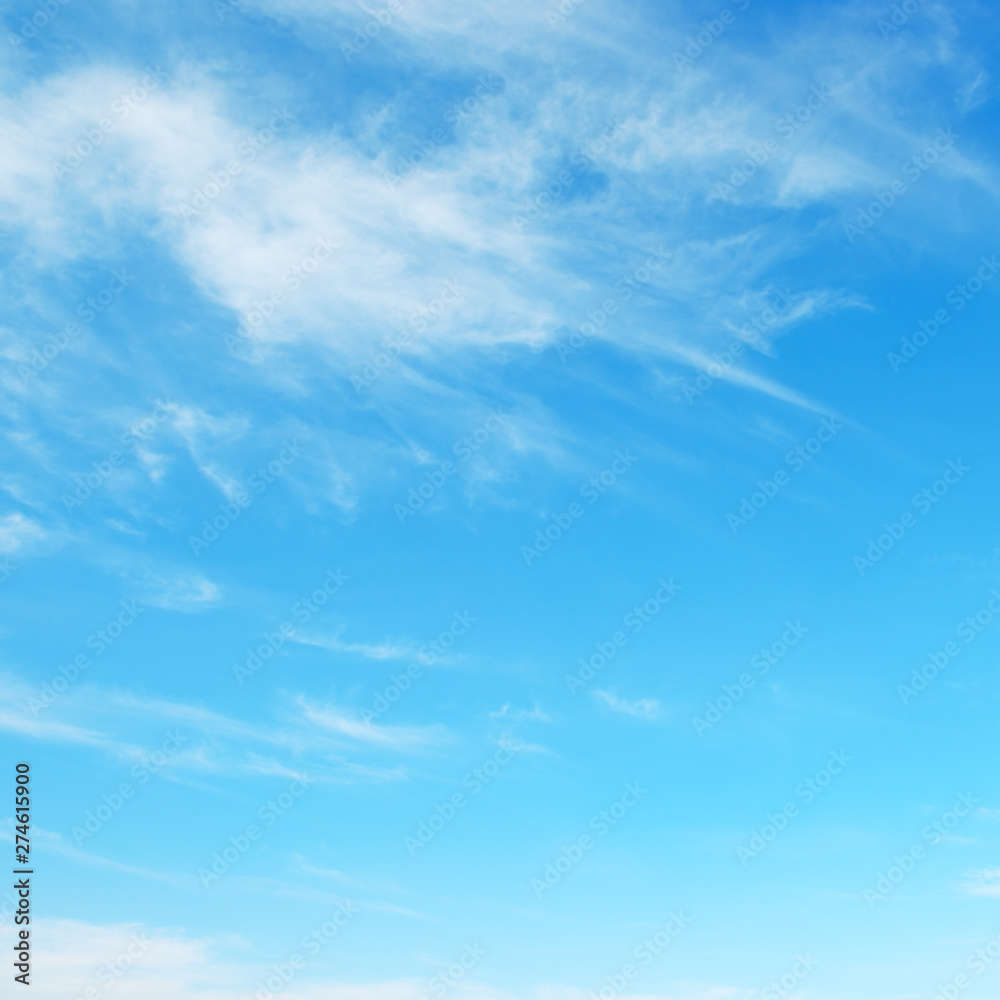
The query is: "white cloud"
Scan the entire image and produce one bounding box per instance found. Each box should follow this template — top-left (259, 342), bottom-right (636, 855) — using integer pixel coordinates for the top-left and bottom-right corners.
top-left (0, 511), bottom-right (45, 553)
top-left (1, 917), bottom-right (750, 1000)
top-left (2, 8), bottom-right (987, 418)
top-left (959, 867), bottom-right (1000, 896)
top-left (1, 919), bottom-right (242, 1000)
top-left (137, 572), bottom-right (223, 611)
top-left (488, 703), bottom-right (551, 722)
top-left (593, 690), bottom-right (660, 720)
top-left (0, 676), bottom-right (437, 783)
top-left (297, 699), bottom-right (446, 750)
top-left (291, 631), bottom-right (415, 661)
top-left (0, 826), bottom-right (188, 887)
top-left (776, 150), bottom-right (878, 204)
top-left (0, 707), bottom-right (111, 747)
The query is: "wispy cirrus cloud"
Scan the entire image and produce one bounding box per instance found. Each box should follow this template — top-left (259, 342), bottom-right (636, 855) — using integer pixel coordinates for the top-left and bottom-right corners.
top-left (959, 867), bottom-right (1000, 896)
top-left (296, 699), bottom-right (446, 750)
top-left (290, 631), bottom-right (415, 661)
top-left (593, 689), bottom-right (660, 720)
top-left (0, 676), bottom-right (440, 783)
top-left (0, 511), bottom-right (45, 553)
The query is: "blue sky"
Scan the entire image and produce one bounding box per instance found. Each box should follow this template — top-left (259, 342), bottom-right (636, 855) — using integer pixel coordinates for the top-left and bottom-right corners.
top-left (1, 0), bottom-right (1000, 997)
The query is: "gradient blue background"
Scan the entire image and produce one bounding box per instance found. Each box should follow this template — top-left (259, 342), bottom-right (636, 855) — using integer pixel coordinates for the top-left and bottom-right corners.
top-left (1, 0), bottom-right (999, 998)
